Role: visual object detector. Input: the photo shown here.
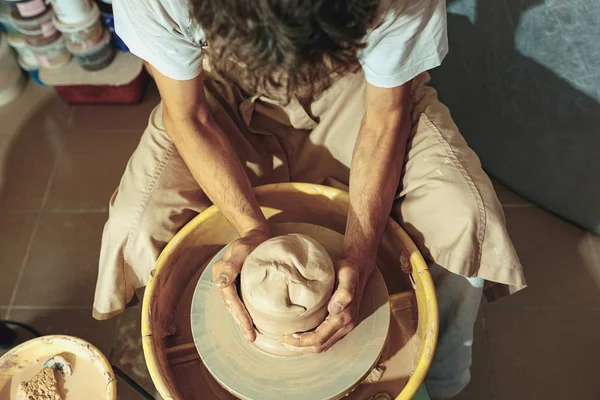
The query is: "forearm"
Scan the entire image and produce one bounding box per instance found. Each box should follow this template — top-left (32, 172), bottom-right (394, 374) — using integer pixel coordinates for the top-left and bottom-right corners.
top-left (343, 82), bottom-right (412, 266)
top-left (163, 110), bottom-right (268, 236)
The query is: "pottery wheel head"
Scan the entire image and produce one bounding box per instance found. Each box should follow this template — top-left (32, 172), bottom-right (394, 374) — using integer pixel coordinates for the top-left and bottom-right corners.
top-left (191, 223), bottom-right (390, 400)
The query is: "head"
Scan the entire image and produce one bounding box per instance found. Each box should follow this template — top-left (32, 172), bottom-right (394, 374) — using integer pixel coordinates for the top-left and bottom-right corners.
top-left (190, 0), bottom-right (380, 100)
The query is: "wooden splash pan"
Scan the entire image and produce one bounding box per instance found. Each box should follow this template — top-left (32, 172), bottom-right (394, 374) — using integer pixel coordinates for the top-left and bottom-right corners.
top-left (142, 183), bottom-right (438, 400)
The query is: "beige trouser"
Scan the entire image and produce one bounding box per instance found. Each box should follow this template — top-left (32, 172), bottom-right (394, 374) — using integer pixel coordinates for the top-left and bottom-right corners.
top-left (93, 71), bottom-right (525, 320)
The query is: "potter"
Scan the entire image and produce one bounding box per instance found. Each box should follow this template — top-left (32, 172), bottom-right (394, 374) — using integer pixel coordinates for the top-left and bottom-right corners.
top-left (94, 0), bottom-right (526, 397)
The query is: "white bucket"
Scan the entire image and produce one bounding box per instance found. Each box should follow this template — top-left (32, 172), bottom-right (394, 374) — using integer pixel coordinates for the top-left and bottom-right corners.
top-left (66, 28), bottom-right (115, 70)
top-left (4, 0), bottom-right (48, 19)
top-left (0, 33), bottom-right (26, 106)
top-left (7, 34), bottom-right (39, 67)
top-left (29, 36), bottom-right (71, 69)
top-left (49, 0), bottom-right (92, 25)
top-left (52, 1), bottom-right (103, 47)
top-left (12, 8), bottom-right (60, 46)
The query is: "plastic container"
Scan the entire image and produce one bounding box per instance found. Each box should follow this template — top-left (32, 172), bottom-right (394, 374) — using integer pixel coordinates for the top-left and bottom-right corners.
top-left (13, 8), bottom-right (59, 45)
top-left (30, 36), bottom-right (71, 68)
top-left (0, 33), bottom-right (26, 105)
top-left (142, 183), bottom-right (439, 400)
top-left (49, 0), bottom-right (92, 25)
top-left (5, 0), bottom-right (47, 19)
top-left (97, 1), bottom-right (128, 52)
top-left (53, 1), bottom-right (102, 47)
top-left (66, 29), bottom-right (114, 71)
top-left (7, 34), bottom-right (38, 67)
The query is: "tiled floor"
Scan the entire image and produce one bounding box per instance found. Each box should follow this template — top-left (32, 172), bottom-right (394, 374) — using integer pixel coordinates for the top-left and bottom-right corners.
top-left (1, 81), bottom-right (599, 400)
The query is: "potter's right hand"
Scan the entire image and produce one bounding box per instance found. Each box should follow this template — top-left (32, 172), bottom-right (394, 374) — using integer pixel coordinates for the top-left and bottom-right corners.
top-left (212, 228), bottom-right (270, 342)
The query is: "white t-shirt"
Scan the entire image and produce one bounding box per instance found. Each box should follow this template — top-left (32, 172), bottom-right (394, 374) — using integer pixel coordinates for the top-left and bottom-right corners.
top-left (113, 0), bottom-right (447, 88)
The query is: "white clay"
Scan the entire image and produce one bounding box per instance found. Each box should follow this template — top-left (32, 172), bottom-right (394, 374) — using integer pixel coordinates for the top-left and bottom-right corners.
top-left (241, 234), bottom-right (335, 336)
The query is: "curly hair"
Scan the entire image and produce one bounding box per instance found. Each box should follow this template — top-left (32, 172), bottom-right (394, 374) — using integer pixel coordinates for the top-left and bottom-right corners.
top-left (190, 0), bottom-right (380, 101)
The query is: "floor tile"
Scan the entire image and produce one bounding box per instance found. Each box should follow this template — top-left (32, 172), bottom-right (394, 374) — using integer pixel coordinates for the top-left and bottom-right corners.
top-left (116, 378), bottom-right (161, 400)
top-left (44, 132), bottom-right (141, 210)
top-left (13, 213), bottom-right (106, 307)
top-left (110, 306), bottom-right (160, 398)
top-left (491, 178), bottom-right (531, 206)
top-left (0, 128), bottom-right (63, 211)
top-left (0, 81), bottom-right (71, 138)
top-left (7, 308), bottom-right (117, 356)
top-left (70, 82), bottom-right (160, 133)
top-left (496, 206), bottom-right (600, 307)
top-left (486, 308), bottom-right (600, 400)
top-left (454, 309), bottom-right (495, 400)
top-left (0, 318), bottom-right (40, 358)
top-left (0, 214), bottom-right (38, 305)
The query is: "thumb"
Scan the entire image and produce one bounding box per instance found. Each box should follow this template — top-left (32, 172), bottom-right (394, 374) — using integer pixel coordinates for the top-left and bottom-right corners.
top-left (212, 237), bottom-right (257, 288)
top-left (328, 261), bottom-right (359, 315)
top-left (212, 257), bottom-right (242, 289)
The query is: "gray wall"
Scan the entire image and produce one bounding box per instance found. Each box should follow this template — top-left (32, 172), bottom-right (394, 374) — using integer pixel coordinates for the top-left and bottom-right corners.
top-left (431, 0), bottom-right (600, 233)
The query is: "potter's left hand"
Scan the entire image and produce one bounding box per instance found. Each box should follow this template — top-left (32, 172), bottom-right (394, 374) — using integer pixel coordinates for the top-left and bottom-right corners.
top-left (282, 258), bottom-right (374, 353)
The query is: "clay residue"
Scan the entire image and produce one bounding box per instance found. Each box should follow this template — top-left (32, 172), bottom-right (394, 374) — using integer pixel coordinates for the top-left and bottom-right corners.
top-left (0, 353), bottom-right (106, 400)
top-left (0, 355), bottom-right (19, 370)
top-left (19, 368), bottom-right (62, 400)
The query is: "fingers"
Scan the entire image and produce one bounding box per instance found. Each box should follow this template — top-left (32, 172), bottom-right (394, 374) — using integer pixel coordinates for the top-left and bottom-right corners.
top-left (221, 283), bottom-right (256, 342)
top-left (212, 231), bottom-right (270, 343)
top-left (212, 237), bottom-right (256, 288)
top-left (328, 261), bottom-right (360, 315)
top-left (281, 261), bottom-right (363, 353)
top-left (282, 306), bottom-right (357, 353)
top-left (212, 257), bottom-right (241, 288)
top-left (314, 323), bottom-right (355, 353)
top-left (212, 230), bottom-right (270, 288)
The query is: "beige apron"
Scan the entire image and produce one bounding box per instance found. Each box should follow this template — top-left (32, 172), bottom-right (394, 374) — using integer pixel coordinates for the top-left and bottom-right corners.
top-left (92, 63), bottom-right (525, 320)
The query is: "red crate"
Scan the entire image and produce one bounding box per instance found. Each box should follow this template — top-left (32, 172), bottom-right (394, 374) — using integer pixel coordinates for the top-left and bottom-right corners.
top-left (54, 70), bottom-right (148, 104)
top-left (39, 52), bottom-right (150, 105)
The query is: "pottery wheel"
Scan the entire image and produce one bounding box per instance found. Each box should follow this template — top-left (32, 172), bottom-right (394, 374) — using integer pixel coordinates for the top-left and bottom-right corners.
top-left (191, 223), bottom-right (391, 400)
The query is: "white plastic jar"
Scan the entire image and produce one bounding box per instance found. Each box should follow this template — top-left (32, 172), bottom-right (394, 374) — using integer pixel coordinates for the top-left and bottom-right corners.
top-left (49, 0), bottom-right (93, 25)
top-left (29, 36), bottom-right (71, 69)
top-left (4, 0), bottom-right (48, 19)
top-left (52, 1), bottom-right (103, 47)
top-left (7, 34), bottom-right (39, 67)
top-left (12, 8), bottom-right (60, 46)
top-left (66, 29), bottom-right (115, 71)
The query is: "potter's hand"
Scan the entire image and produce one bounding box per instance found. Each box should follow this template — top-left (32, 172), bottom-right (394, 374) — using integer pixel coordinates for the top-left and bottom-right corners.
top-left (212, 229), bottom-right (269, 342)
top-left (282, 258), bottom-right (374, 353)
